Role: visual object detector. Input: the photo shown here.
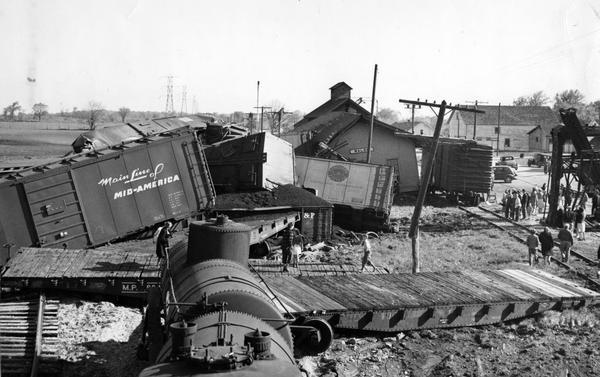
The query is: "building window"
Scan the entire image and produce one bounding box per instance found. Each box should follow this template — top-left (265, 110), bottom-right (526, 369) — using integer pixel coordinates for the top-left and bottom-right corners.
top-left (494, 127), bottom-right (499, 134)
top-left (476, 137), bottom-right (483, 141)
top-left (504, 138), bottom-right (510, 147)
top-left (535, 137), bottom-right (539, 142)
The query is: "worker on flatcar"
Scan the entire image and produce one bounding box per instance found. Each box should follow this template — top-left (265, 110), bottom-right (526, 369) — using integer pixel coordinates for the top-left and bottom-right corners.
top-left (155, 221), bottom-right (173, 260)
top-left (281, 222), bottom-right (295, 272)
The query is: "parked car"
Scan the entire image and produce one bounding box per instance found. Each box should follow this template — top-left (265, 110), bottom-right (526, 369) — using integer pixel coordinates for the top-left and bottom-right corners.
top-left (496, 155), bottom-right (518, 170)
top-left (527, 152), bottom-right (551, 167)
top-left (493, 166), bottom-right (517, 183)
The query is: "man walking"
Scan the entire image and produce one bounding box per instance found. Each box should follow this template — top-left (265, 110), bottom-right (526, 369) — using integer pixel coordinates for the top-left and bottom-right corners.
top-left (575, 207), bottom-right (586, 241)
top-left (361, 234), bottom-right (375, 272)
top-left (557, 225), bottom-right (574, 262)
top-left (538, 227), bottom-right (554, 266)
top-left (526, 231), bottom-right (539, 266)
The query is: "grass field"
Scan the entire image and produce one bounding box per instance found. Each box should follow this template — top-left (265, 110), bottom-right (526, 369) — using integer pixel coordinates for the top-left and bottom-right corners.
top-left (0, 128), bottom-right (80, 161)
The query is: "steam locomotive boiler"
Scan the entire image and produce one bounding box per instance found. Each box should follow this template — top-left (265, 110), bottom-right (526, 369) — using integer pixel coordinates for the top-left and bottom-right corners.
top-left (138, 216), bottom-right (333, 377)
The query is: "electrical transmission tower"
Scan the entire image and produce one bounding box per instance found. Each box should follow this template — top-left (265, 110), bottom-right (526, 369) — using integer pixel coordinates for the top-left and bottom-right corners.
top-left (180, 85), bottom-right (187, 115)
top-left (165, 76), bottom-right (174, 114)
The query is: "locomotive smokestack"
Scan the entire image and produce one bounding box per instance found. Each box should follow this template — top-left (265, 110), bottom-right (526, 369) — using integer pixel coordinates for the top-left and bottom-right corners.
top-left (187, 215), bottom-right (252, 266)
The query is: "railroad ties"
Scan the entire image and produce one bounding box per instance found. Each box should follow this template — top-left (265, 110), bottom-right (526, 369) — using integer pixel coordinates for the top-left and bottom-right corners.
top-left (0, 294), bottom-right (60, 376)
top-left (460, 205), bottom-right (600, 289)
top-left (1, 247), bottom-right (162, 297)
top-left (256, 269), bottom-right (600, 332)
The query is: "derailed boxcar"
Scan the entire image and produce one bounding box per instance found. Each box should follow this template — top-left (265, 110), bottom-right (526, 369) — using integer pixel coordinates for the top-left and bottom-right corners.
top-left (0, 129), bottom-right (215, 264)
top-left (204, 132), bottom-right (295, 193)
top-left (425, 140), bottom-right (493, 200)
top-left (295, 156), bottom-right (394, 230)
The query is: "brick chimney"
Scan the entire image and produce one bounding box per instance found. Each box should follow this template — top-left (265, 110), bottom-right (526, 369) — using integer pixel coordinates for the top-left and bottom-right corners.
top-left (329, 82), bottom-right (352, 100)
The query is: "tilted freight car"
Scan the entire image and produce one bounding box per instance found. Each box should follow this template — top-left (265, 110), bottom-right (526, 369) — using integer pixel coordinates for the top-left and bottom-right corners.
top-left (0, 129), bottom-right (215, 264)
top-left (424, 140), bottom-right (493, 202)
top-left (204, 132), bottom-right (295, 193)
top-left (295, 156), bottom-right (395, 230)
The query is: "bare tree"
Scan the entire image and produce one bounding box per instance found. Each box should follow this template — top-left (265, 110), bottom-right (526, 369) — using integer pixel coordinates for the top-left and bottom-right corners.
top-left (118, 107), bottom-right (131, 123)
top-left (513, 91), bottom-right (549, 106)
top-left (529, 91), bottom-right (550, 106)
top-left (554, 89), bottom-right (585, 110)
top-left (87, 101), bottom-right (104, 130)
top-left (32, 103), bottom-right (48, 121)
top-left (3, 101), bottom-right (22, 120)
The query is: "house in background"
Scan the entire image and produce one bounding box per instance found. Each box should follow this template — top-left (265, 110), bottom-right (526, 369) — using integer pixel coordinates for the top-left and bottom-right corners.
top-left (392, 120), bottom-right (433, 136)
top-left (289, 82), bottom-right (419, 192)
top-left (444, 105), bottom-right (558, 152)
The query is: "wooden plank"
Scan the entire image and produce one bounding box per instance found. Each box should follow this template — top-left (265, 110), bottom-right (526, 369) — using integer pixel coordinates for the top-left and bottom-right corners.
top-left (262, 275), bottom-right (346, 312)
top-left (499, 270), bottom-right (584, 298)
top-left (421, 272), bottom-right (490, 303)
top-left (467, 270), bottom-right (541, 301)
top-left (529, 269), bottom-right (600, 297)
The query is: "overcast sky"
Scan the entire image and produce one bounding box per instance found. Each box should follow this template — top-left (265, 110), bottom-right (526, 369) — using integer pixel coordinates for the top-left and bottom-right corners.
top-left (1, 0), bottom-right (599, 117)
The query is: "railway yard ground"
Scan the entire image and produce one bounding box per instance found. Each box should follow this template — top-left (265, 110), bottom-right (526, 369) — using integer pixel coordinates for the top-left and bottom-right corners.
top-left (2, 128), bottom-right (600, 377)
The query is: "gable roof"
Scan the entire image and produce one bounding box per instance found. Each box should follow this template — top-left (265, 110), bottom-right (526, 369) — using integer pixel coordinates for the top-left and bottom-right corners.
top-left (527, 125), bottom-right (541, 135)
top-left (392, 121), bottom-right (430, 132)
top-left (294, 111), bottom-right (361, 134)
top-left (458, 106), bottom-right (558, 128)
top-left (330, 82), bottom-right (352, 91)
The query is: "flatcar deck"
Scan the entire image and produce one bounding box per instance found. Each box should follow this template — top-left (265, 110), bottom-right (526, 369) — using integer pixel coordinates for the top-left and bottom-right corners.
top-left (1, 247), bottom-right (161, 297)
top-left (250, 259), bottom-right (386, 275)
top-left (257, 268), bottom-right (600, 332)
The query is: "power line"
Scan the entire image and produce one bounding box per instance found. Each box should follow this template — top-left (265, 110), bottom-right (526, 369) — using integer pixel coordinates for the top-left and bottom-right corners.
top-left (180, 85), bottom-right (187, 115)
top-left (165, 76), bottom-right (174, 114)
top-left (465, 100), bottom-right (488, 139)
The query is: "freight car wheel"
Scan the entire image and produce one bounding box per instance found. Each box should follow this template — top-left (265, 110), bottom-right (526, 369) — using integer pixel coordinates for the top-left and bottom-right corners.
top-left (303, 318), bottom-right (333, 354)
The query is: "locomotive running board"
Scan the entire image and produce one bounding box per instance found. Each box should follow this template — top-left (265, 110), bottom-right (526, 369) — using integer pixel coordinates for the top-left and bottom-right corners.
top-left (256, 268), bottom-right (600, 332)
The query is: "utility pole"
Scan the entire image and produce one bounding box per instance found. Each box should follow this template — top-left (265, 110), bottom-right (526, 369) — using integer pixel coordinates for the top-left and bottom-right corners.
top-left (254, 106), bottom-right (272, 132)
top-left (401, 99), bottom-right (484, 273)
top-left (367, 64), bottom-right (378, 164)
top-left (405, 98), bottom-right (421, 134)
top-left (255, 81), bottom-right (260, 134)
top-left (497, 102), bottom-right (501, 156)
top-left (276, 108), bottom-right (293, 137)
top-left (465, 100), bottom-right (488, 139)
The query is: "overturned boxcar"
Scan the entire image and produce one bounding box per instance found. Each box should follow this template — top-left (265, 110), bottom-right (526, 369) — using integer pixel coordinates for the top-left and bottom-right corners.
top-left (295, 156), bottom-right (394, 230)
top-left (0, 129), bottom-right (215, 264)
top-left (424, 140), bottom-right (493, 199)
top-left (204, 132), bottom-right (295, 193)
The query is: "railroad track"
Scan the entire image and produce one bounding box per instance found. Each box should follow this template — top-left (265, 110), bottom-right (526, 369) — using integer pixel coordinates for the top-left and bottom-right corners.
top-left (0, 294), bottom-right (60, 377)
top-left (459, 205), bottom-right (600, 291)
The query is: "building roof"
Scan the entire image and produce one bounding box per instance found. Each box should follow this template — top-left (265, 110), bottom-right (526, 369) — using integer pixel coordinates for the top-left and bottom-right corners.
top-left (527, 125), bottom-right (541, 135)
top-left (458, 106), bottom-right (558, 128)
top-left (329, 82), bottom-right (352, 91)
top-left (392, 121), bottom-right (430, 132)
top-left (294, 111), bottom-right (361, 135)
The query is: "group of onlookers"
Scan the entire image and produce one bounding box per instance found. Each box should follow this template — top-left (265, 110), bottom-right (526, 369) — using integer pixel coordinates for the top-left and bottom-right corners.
top-left (526, 225), bottom-right (579, 267)
top-left (501, 185), bottom-right (546, 221)
top-left (523, 186), bottom-right (600, 267)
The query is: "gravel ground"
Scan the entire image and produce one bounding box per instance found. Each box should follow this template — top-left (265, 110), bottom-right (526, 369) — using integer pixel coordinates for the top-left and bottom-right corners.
top-left (56, 300), bottom-right (151, 377)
